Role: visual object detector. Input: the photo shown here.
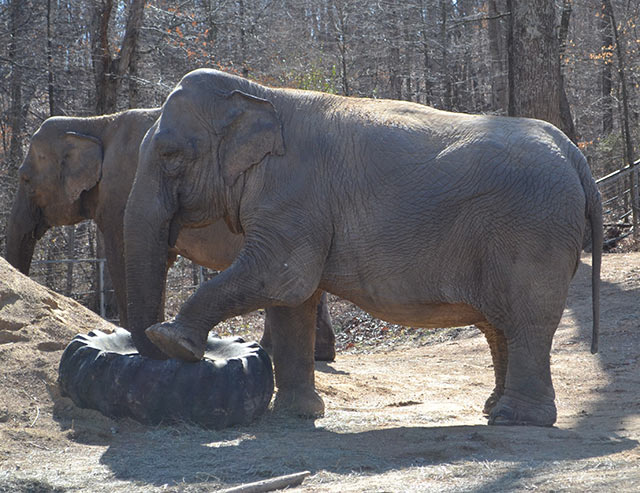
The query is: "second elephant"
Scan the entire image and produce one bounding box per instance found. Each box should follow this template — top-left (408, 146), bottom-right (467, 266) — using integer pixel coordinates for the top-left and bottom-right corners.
top-left (5, 109), bottom-right (335, 360)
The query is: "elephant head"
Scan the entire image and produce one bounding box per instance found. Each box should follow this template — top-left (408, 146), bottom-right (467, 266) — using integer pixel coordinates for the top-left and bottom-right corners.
top-left (6, 118), bottom-right (103, 274)
top-left (124, 70), bottom-right (285, 355)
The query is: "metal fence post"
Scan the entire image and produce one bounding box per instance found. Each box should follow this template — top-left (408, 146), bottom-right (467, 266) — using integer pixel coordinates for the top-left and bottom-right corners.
top-left (99, 259), bottom-right (106, 319)
top-left (632, 168), bottom-right (639, 239)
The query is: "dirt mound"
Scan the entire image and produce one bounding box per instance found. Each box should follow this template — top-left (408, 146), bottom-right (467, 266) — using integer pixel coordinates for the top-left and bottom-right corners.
top-left (0, 257), bottom-right (113, 434)
top-left (1, 254), bottom-right (640, 492)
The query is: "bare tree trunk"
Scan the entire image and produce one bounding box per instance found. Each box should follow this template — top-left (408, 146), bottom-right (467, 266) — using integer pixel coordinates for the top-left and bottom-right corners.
top-left (92, 0), bottom-right (145, 114)
top-left (558, 0), bottom-right (577, 143)
top-left (402, 8), bottom-right (414, 102)
top-left (600, 3), bottom-right (614, 135)
top-left (204, 0), bottom-right (220, 45)
top-left (330, 0), bottom-right (350, 96)
top-left (92, 0), bottom-right (114, 114)
top-left (46, 0), bottom-right (57, 117)
top-left (440, 0), bottom-right (452, 109)
top-left (7, 0), bottom-right (27, 173)
top-left (388, 1), bottom-right (402, 100)
top-left (418, 0), bottom-right (433, 105)
top-left (487, 0), bottom-right (507, 113)
top-left (601, 0), bottom-right (635, 166)
top-left (128, 43), bottom-right (141, 108)
top-left (507, 0), bottom-right (563, 131)
top-left (557, 1), bottom-right (572, 60)
top-left (238, 0), bottom-right (249, 78)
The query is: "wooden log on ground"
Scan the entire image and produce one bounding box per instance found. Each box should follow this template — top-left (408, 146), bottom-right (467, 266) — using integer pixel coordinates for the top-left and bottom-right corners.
top-left (218, 471), bottom-right (311, 493)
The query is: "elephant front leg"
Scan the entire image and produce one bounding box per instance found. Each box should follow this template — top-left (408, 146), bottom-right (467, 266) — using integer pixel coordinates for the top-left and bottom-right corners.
top-left (145, 262), bottom-right (288, 361)
top-left (148, 283), bottom-right (325, 417)
top-left (270, 291), bottom-right (325, 418)
top-left (144, 245), bottom-right (324, 369)
top-left (476, 322), bottom-right (508, 415)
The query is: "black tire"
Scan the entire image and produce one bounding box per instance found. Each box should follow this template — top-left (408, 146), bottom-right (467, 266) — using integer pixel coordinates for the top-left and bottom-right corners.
top-left (58, 327), bottom-right (274, 429)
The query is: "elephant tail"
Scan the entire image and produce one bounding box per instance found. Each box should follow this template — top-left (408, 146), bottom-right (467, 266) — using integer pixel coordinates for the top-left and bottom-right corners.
top-left (574, 148), bottom-right (602, 354)
top-left (588, 185), bottom-right (602, 354)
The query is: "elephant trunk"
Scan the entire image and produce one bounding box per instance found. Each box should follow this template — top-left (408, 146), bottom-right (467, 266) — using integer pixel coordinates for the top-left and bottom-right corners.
top-left (5, 182), bottom-right (48, 275)
top-left (124, 177), bottom-right (174, 359)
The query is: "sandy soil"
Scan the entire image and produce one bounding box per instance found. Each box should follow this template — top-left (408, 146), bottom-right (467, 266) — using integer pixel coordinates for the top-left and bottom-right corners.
top-left (0, 252), bottom-right (639, 492)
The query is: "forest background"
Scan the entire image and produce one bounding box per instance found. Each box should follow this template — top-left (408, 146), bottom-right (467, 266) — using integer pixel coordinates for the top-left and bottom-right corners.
top-left (0, 0), bottom-right (638, 320)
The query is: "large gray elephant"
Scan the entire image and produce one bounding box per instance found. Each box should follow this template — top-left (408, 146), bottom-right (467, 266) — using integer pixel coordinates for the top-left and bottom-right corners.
top-left (4, 109), bottom-right (335, 360)
top-left (124, 69), bottom-right (602, 427)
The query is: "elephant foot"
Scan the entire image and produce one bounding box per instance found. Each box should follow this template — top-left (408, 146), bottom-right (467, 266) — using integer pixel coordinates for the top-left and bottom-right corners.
top-left (314, 343), bottom-right (336, 362)
top-left (273, 387), bottom-right (325, 418)
top-left (482, 388), bottom-right (504, 416)
top-left (130, 331), bottom-right (169, 360)
top-left (488, 393), bottom-right (556, 427)
top-left (145, 320), bottom-right (208, 362)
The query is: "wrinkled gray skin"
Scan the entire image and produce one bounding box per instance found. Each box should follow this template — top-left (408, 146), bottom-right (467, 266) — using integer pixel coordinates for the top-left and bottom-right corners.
top-left (4, 109), bottom-right (335, 360)
top-left (125, 69), bottom-right (603, 426)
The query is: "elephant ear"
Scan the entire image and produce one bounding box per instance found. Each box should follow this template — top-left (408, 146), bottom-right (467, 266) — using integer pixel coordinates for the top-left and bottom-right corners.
top-left (217, 91), bottom-right (285, 187)
top-left (62, 132), bottom-right (104, 202)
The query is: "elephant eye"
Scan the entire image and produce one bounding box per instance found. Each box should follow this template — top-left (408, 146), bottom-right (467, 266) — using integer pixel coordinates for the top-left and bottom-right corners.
top-left (159, 139), bottom-right (200, 161)
top-left (156, 148), bottom-right (186, 179)
top-left (152, 129), bottom-right (181, 157)
top-left (156, 140), bottom-right (181, 159)
top-left (151, 130), bottom-right (200, 177)
top-left (159, 156), bottom-right (183, 178)
top-left (150, 140), bottom-right (182, 177)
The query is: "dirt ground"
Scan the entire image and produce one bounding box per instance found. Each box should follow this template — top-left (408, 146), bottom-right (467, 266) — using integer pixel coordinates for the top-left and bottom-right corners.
top-left (0, 252), bottom-right (639, 492)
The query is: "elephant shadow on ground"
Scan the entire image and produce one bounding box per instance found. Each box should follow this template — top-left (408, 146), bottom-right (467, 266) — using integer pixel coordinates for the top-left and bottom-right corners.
top-left (561, 257), bottom-right (640, 434)
top-left (96, 411), bottom-right (636, 489)
top-left (95, 258), bottom-right (639, 491)
top-left (471, 256), bottom-right (640, 492)
top-left (315, 361), bottom-right (349, 375)
top-left (76, 258), bottom-right (640, 490)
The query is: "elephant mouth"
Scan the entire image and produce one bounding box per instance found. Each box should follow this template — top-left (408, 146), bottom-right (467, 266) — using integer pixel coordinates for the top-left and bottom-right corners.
top-left (18, 203), bottom-right (47, 239)
top-left (34, 213), bottom-right (50, 239)
top-left (166, 206), bottom-right (215, 246)
top-left (27, 205), bottom-right (49, 238)
top-left (168, 213), bottom-right (182, 248)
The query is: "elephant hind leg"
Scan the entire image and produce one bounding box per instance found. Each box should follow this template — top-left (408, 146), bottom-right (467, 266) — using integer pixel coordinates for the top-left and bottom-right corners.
top-left (314, 292), bottom-right (336, 362)
top-left (489, 335), bottom-right (557, 427)
top-left (485, 305), bottom-right (562, 427)
top-left (261, 291), bottom-right (336, 362)
top-left (476, 321), bottom-right (508, 416)
top-left (480, 248), bottom-right (575, 427)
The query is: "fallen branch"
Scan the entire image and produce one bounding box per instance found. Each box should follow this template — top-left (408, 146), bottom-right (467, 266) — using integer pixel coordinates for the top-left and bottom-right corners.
top-left (29, 406), bottom-right (40, 428)
top-left (219, 471), bottom-right (311, 493)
